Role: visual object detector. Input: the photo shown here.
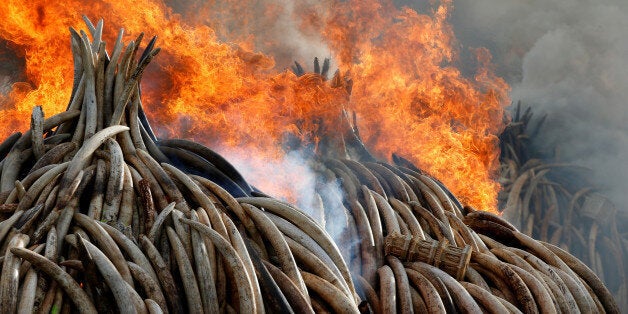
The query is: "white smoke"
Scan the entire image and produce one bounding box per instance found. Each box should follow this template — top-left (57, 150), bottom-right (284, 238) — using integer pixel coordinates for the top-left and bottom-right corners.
top-left (260, 0), bottom-right (333, 70)
top-left (216, 147), bottom-right (345, 223)
top-left (167, 0), bottom-right (332, 70)
top-left (449, 0), bottom-right (628, 209)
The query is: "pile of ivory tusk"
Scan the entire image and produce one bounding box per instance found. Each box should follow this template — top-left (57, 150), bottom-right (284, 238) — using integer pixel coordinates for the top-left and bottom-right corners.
top-left (0, 18), bottom-right (620, 313)
top-left (309, 154), bottom-right (621, 313)
top-left (499, 103), bottom-right (628, 309)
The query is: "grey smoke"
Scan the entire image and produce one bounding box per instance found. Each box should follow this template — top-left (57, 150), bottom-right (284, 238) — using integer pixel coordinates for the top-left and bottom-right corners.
top-left (216, 146), bottom-right (351, 246)
top-left (167, 0), bottom-right (332, 70)
top-left (446, 0), bottom-right (628, 209)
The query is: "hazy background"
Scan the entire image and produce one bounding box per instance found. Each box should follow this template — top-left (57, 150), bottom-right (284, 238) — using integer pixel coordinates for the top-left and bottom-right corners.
top-left (448, 0), bottom-right (628, 210)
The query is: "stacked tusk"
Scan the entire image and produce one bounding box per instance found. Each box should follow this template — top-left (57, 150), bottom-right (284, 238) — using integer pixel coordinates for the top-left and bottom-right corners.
top-left (0, 18), bottom-right (619, 314)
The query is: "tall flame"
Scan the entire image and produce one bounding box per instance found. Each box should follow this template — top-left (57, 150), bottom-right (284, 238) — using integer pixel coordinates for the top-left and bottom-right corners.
top-left (0, 0), bottom-right (508, 211)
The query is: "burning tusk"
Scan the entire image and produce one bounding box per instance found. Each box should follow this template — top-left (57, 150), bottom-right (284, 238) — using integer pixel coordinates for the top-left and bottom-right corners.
top-left (301, 271), bottom-right (360, 314)
top-left (16, 162), bottom-right (69, 212)
top-left (409, 262), bottom-right (483, 313)
top-left (409, 285), bottom-right (428, 313)
top-left (102, 139), bottom-right (124, 222)
top-left (377, 265), bottom-right (397, 314)
top-left (117, 163), bottom-right (135, 226)
top-left (179, 218), bottom-right (257, 313)
top-left (189, 210), bottom-right (219, 314)
top-left (136, 149), bottom-right (186, 207)
top-left (67, 234), bottom-right (138, 313)
top-left (354, 275), bottom-right (381, 314)
top-left (242, 203), bottom-right (309, 299)
top-left (30, 106), bottom-right (45, 161)
top-left (87, 159), bottom-right (106, 220)
top-left (28, 143), bottom-right (75, 175)
top-left (262, 260), bottom-right (313, 314)
top-left (409, 201), bottom-right (449, 242)
top-left (471, 252), bottom-right (537, 313)
top-left (139, 235), bottom-right (184, 313)
top-left (386, 256), bottom-right (414, 314)
top-left (98, 221), bottom-right (159, 282)
top-left (361, 186), bottom-right (385, 269)
top-left (128, 262), bottom-right (168, 314)
top-left (74, 213), bottom-right (134, 287)
top-left (192, 174), bottom-right (262, 248)
top-left (0, 210), bottom-right (24, 244)
top-left (170, 209), bottom-right (193, 268)
top-left (348, 199), bottom-right (377, 284)
top-left (0, 133), bottom-right (22, 161)
top-left (284, 236), bottom-right (350, 299)
top-left (552, 266), bottom-right (595, 313)
top-left (405, 268), bottom-right (446, 314)
top-left (78, 30), bottom-right (98, 141)
top-left (244, 237), bottom-right (294, 314)
top-left (10, 247), bottom-right (97, 314)
top-left (1, 110), bottom-right (80, 192)
top-left (138, 179), bottom-right (156, 232)
top-left (464, 265), bottom-right (491, 292)
top-left (238, 196), bottom-right (358, 301)
top-left (165, 227), bottom-right (203, 313)
top-left (158, 138), bottom-right (253, 194)
top-left (0, 233), bottom-right (29, 313)
top-left (126, 154), bottom-right (169, 210)
top-left (460, 282), bottom-right (510, 314)
top-left (57, 125), bottom-right (129, 203)
top-left (145, 298), bottom-right (164, 314)
top-left (444, 211), bottom-right (482, 253)
top-left (390, 198), bottom-right (425, 238)
top-left (417, 175), bottom-right (462, 218)
top-left (103, 28), bottom-right (125, 126)
top-left (542, 241), bottom-right (620, 313)
top-left (162, 164), bottom-right (228, 233)
top-left (264, 211), bottom-right (351, 297)
top-left (221, 213), bottom-right (265, 313)
top-left (364, 162), bottom-right (410, 202)
top-left (128, 90), bottom-right (146, 151)
top-left (147, 202), bottom-right (175, 244)
top-left (508, 264), bottom-right (557, 314)
top-left (371, 190), bottom-right (401, 235)
top-left (17, 268), bottom-right (38, 314)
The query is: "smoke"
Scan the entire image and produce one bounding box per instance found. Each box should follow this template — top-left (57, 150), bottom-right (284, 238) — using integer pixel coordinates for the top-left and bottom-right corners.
top-left (448, 0), bottom-right (628, 209)
top-left (215, 146), bottom-right (349, 240)
top-left (167, 0), bottom-right (332, 70)
top-left (0, 39), bottom-right (25, 98)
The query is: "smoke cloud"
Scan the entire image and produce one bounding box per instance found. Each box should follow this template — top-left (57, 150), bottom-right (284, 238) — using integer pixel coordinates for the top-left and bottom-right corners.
top-left (449, 0), bottom-right (628, 209)
top-left (167, 0), bottom-right (332, 70)
top-left (216, 146), bottom-right (351, 245)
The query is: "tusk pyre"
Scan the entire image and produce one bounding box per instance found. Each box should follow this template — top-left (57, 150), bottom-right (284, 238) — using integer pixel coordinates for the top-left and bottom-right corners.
top-left (0, 18), bottom-right (619, 313)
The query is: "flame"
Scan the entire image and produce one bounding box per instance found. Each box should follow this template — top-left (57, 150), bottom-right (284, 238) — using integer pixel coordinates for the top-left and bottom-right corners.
top-left (0, 0), bottom-right (508, 212)
top-left (320, 0), bottom-right (510, 210)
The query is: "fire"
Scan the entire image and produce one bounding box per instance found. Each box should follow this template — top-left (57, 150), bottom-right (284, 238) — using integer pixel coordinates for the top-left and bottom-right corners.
top-left (0, 0), bottom-right (508, 212)
top-left (320, 0), bottom-right (509, 210)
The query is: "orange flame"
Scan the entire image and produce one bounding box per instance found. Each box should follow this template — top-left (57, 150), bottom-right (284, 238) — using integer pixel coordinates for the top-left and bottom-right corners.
top-left (320, 0), bottom-right (510, 210)
top-left (0, 0), bottom-right (508, 212)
